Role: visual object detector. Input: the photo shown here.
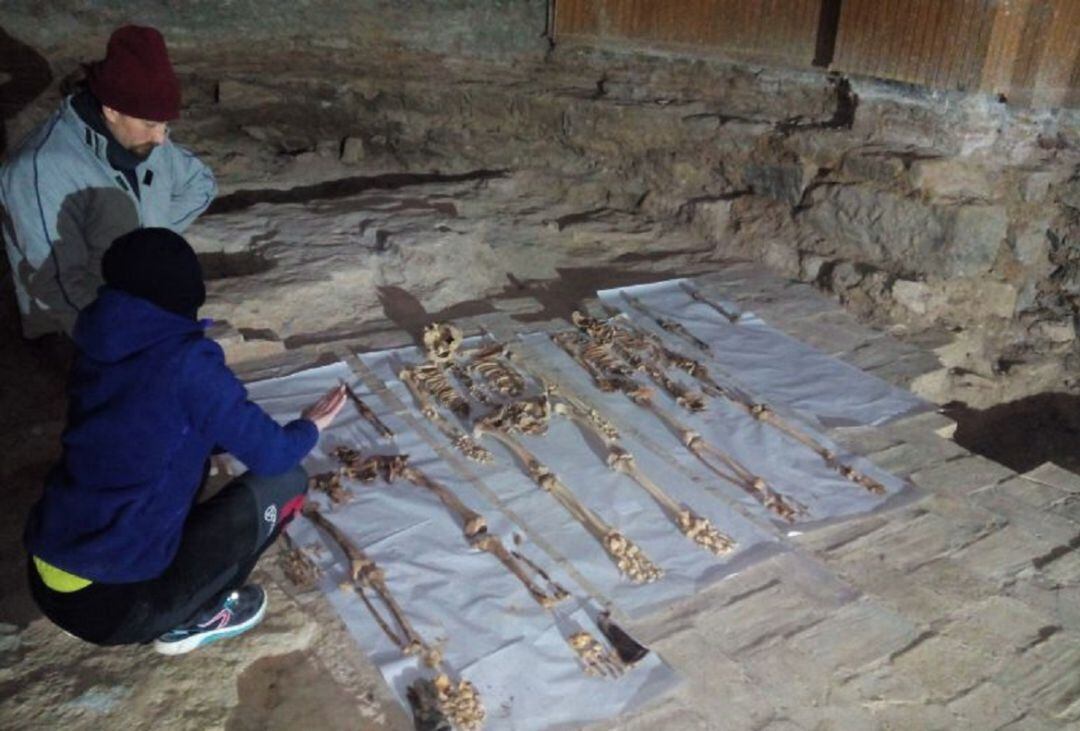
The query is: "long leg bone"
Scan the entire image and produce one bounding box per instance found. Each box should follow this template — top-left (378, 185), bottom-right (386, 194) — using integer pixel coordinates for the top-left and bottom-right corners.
top-left (341, 380), bottom-right (395, 439)
top-left (338, 452), bottom-right (627, 679)
top-left (304, 504), bottom-right (435, 663)
top-left (340, 451), bottom-right (567, 609)
top-left (554, 332), bottom-right (804, 523)
top-left (400, 366), bottom-right (493, 464)
top-left (474, 423), bottom-right (663, 583)
top-left (613, 316), bottom-right (887, 496)
top-left (550, 398), bottom-right (735, 554)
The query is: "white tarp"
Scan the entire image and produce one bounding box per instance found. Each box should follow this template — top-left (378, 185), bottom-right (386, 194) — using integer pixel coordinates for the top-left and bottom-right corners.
top-left (245, 362), bottom-right (682, 731)
top-left (598, 280), bottom-right (931, 427)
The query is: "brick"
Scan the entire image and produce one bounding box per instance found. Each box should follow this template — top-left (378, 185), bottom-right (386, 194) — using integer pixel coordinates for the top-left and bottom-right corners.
top-left (831, 511), bottom-right (988, 572)
top-left (867, 700), bottom-right (955, 730)
top-left (944, 596), bottom-right (1057, 654)
top-left (879, 411), bottom-right (959, 441)
top-left (946, 681), bottom-right (1026, 730)
top-left (868, 441), bottom-right (963, 478)
top-left (995, 475), bottom-right (1075, 510)
top-left (1022, 463), bottom-right (1080, 494)
top-left (970, 487), bottom-right (1080, 547)
top-left (826, 425), bottom-right (902, 456)
top-left (890, 635), bottom-right (995, 701)
top-left (789, 600), bottom-right (917, 675)
top-left (911, 456), bottom-right (1015, 496)
top-left (696, 582), bottom-right (832, 655)
top-left (992, 633), bottom-right (1080, 723)
top-left (952, 525), bottom-right (1062, 583)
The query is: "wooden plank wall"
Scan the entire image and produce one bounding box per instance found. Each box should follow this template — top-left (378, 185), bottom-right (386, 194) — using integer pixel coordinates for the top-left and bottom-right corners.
top-left (552, 0), bottom-right (1080, 108)
top-left (552, 0), bottom-right (822, 67)
top-left (832, 0), bottom-right (1080, 106)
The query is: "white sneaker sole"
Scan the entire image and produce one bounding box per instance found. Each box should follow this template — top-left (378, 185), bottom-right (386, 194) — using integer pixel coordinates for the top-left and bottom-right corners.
top-left (153, 594), bottom-right (268, 656)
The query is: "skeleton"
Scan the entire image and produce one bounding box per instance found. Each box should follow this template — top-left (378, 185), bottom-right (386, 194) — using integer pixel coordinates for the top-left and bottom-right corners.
top-left (553, 331), bottom-right (805, 523)
top-left (400, 366), bottom-right (493, 464)
top-left (310, 470), bottom-right (351, 505)
top-left (474, 405), bottom-right (663, 583)
top-left (611, 316), bottom-right (887, 496)
top-left (303, 504), bottom-right (437, 665)
top-left (679, 282), bottom-right (740, 323)
top-left (408, 362), bottom-right (471, 417)
top-left (341, 380), bottom-right (394, 439)
top-left (571, 312), bottom-right (706, 412)
top-left (499, 339), bottom-right (734, 548)
top-left (338, 450), bottom-right (629, 677)
top-left (423, 322), bottom-right (464, 363)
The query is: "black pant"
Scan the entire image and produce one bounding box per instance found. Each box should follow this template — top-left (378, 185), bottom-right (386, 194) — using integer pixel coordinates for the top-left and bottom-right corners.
top-left (28, 466), bottom-right (308, 645)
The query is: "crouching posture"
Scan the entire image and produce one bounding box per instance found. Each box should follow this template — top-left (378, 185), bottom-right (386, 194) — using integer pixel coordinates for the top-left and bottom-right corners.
top-left (23, 228), bottom-right (346, 654)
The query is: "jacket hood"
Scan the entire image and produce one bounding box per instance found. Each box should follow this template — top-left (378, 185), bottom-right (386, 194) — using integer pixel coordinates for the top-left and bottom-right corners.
top-left (74, 287), bottom-right (203, 363)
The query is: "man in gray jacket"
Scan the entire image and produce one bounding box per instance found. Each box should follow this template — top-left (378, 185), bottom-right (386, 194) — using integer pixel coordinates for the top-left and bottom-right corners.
top-left (0, 25), bottom-right (217, 338)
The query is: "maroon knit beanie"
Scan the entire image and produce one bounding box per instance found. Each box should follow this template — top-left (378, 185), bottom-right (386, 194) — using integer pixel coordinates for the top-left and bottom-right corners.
top-left (87, 25), bottom-right (180, 122)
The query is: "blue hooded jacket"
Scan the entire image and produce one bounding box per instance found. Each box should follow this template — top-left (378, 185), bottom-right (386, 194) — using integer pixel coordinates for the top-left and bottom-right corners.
top-left (24, 288), bottom-right (318, 583)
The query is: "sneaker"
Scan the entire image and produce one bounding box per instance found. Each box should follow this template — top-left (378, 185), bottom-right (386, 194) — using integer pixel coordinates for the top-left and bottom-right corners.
top-left (153, 584), bottom-right (267, 655)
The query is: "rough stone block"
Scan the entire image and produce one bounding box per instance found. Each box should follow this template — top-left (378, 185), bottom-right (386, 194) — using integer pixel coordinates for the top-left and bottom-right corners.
top-left (909, 160), bottom-right (992, 201)
top-left (970, 487), bottom-right (1080, 548)
top-left (994, 475), bottom-right (1073, 510)
top-left (943, 205), bottom-right (1008, 277)
top-left (339, 136), bottom-right (365, 164)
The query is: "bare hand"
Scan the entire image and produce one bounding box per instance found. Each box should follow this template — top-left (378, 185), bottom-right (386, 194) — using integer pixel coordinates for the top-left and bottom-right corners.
top-left (302, 384), bottom-right (348, 432)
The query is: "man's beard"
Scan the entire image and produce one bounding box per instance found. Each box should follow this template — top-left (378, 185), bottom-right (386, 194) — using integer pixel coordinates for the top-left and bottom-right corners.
top-left (130, 143), bottom-right (157, 160)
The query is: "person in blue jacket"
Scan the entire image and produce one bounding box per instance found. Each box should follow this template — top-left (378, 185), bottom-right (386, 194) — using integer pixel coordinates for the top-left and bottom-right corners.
top-left (0, 25), bottom-right (217, 338)
top-left (24, 227), bottom-right (347, 655)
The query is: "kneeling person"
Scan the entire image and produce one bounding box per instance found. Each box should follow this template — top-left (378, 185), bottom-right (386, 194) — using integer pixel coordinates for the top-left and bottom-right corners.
top-left (24, 228), bottom-right (346, 654)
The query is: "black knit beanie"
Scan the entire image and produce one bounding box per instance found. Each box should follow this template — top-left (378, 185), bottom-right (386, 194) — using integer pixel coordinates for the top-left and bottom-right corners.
top-left (102, 227), bottom-right (206, 319)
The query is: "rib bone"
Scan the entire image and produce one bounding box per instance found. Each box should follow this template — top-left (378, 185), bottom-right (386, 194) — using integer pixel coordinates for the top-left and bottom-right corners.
top-left (400, 366), bottom-right (493, 464)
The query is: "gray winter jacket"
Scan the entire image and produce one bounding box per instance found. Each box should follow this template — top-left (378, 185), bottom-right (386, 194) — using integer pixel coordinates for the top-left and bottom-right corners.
top-left (0, 95), bottom-right (217, 337)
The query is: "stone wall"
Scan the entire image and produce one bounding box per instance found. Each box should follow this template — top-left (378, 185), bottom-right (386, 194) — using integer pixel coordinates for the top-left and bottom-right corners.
top-left (0, 1), bottom-right (549, 58)
top-left (1, 12), bottom-right (1077, 408)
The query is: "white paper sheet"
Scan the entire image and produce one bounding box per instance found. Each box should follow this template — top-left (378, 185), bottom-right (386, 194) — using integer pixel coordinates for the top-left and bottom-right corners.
top-left (518, 332), bottom-right (920, 533)
top-left (598, 280), bottom-right (931, 427)
top-left (359, 343), bottom-right (786, 618)
top-left (245, 360), bottom-right (682, 731)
